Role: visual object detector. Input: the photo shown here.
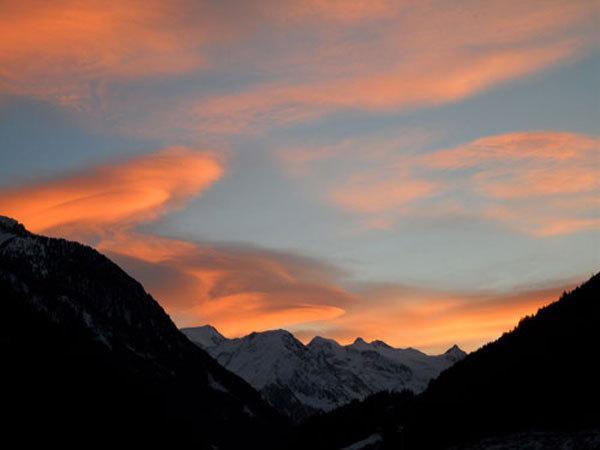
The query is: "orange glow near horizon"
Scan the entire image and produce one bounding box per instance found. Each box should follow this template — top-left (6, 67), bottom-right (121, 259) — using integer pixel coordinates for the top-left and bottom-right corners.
top-left (287, 283), bottom-right (573, 353)
top-left (191, 293), bottom-right (346, 337)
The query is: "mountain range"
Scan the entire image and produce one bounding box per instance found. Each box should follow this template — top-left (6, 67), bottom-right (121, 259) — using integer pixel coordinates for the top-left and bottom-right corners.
top-left (182, 324), bottom-right (465, 420)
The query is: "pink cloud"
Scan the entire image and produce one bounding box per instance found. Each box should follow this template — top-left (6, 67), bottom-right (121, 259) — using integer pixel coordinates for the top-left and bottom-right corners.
top-left (0, 1), bottom-right (236, 106)
top-left (428, 132), bottom-right (600, 235)
top-left (98, 232), bottom-right (353, 336)
top-left (0, 147), bottom-right (224, 236)
top-left (330, 172), bottom-right (438, 214)
top-left (279, 131), bottom-right (599, 236)
top-left (190, 1), bottom-right (596, 133)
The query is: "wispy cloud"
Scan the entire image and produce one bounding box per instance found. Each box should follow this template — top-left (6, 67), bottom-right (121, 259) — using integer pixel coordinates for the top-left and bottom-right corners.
top-left (193, 43), bottom-right (577, 134)
top-left (190, 0), bottom-right (596, 133)
top-left (329, 172), bottom-right (438, 215)
top-left (263, 0), bottom-right (395, 24)
top-left (426, 132), bottom-right (600, 236)
top-left (101, 232), bottom-right (352, 335)
top-left (0, 147), bottom-right (224, 236)
top-left (280, 131), bottom-right (600, 236)
top-left (0, 0), bottom-right (236, 106)
top-left (1, 1), bottom-right (595, 136)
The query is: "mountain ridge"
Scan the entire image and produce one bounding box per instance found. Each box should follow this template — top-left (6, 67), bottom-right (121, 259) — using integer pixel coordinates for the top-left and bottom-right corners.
top-left (0, 216), bottom-right (286, 448)
top-left (182, 323), bottom-right (466, 420)
top-left (183, 324), bottom-right (463, 358)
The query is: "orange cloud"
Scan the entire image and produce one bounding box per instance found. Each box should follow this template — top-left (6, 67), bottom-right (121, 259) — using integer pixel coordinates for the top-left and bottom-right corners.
top-left (279, 130), bottom-right (435, 175)
top-left (265, 0), bottom-right (395, 24)
top-left (0, 147), bottom-right (224, 236)
top-left (99, 232), bottom-right (353, 337)
top-left (281, 131), bottom-right (599, 236)
top-left (191, 1), bottom-right (596, 133)
top-left (193, 44), bottom-right (575, 133)
top-left (329, 173), bottom-right (437, 214)
top-left (422, 132), bottom-right (598, 169)
top-left (277, 130), bottom-right (439, 223)
top-left (427, 132), bottom-right (600, 235)
top-left (0, 0), bottom-right (233, 106)
top-left (482, 197), bottom-right (600, 237)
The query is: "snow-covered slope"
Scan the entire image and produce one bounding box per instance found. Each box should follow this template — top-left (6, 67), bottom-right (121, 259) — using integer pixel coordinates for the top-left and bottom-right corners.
top-left (182, 325), bottom-right (466, 420)
top-left (182, 324), bottom-right (226, 348)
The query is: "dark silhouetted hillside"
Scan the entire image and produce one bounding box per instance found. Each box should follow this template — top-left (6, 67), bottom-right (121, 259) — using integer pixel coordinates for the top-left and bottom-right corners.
top-left (293, 272), bottom-right (600, 449)
top-left (404, 272), bottom-right (600, 448)
top-left (0, 216), bottom-right (287, 449)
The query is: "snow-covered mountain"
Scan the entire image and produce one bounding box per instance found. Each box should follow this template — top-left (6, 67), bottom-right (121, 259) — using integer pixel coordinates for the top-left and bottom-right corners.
top-left (182, 324), bottom-right (466, 420)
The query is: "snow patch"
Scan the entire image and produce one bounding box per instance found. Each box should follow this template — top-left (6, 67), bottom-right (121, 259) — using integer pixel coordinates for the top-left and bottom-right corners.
top-left (341, 433), bottom-right (383, 450)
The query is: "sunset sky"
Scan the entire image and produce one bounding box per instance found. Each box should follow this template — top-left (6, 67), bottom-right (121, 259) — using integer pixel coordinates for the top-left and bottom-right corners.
top-left (0, 0), bottom-right (598, 352)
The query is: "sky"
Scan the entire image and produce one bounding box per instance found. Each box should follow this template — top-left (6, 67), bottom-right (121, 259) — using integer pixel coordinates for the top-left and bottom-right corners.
top-left (0, 0), bottom-right (598, 352)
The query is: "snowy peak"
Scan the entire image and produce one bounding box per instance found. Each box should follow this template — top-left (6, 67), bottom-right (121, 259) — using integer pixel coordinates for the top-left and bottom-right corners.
top-left (348, 337), bottom-right (393, 351)
top-left (443, 344), bottom-right (467, 361)
top-left (349, 337), bottom-right (372, 351)
top-left (346, 337), bottom-right (396, 352)
top-left (308, 336), bottom-right (341, 348)
top-left (248, 328), bottom-right (295, 341)
top-left (244, 329), bottom-right (303, 351)
top-left (181, 325), bottom-right (225, 349)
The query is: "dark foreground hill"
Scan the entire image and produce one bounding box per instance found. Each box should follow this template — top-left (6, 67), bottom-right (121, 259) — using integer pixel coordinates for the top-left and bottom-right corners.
top-left (295, 272), bottom-right (600, 449)
top-left (0, 217), bottom-right (286, 449)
